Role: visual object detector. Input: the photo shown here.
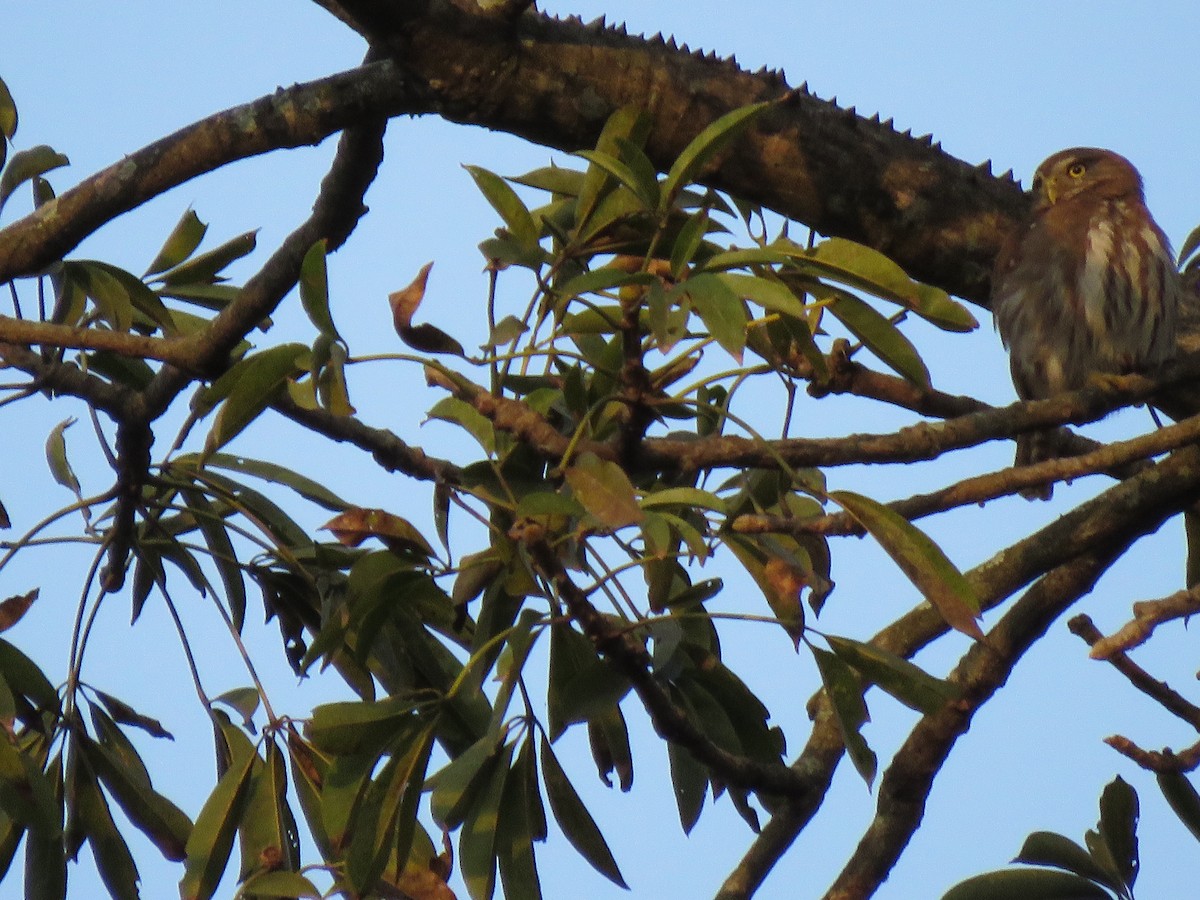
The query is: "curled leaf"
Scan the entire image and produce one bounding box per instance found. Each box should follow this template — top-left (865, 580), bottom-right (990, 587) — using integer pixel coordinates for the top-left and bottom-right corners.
top-left (0, 590), bottom-right (36, 633)
top-left (45, 418), bottom-right (82, 496)
top-left (322, 508), bottom-right (436, 558)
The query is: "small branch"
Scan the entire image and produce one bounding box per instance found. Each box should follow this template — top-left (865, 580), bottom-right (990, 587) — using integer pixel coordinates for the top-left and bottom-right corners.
top-left (1068, 613), bottom-right (1200, 729)
top-left (0, 315), bottom-right (193, 367)
top-left (0, 341), bottom-right (132, 417)
top-left (0, 62), bottom-right (408, 282)
top-left (1104, 735), bottom-right (1200, 773)
top-left (426, 365), bottom-right (583, 463)
top-left (645, 367), bottom-right (1181, 475)
top-left (1075, 591), bottom-right (1200, 661)
top-left (99, 421), bottom-right (153, 592)
top-left (515, 520), bottom-right (810, 798)
top-left (273, 394), bottom-right (461, 484)
top-left (734, 404), bottom-right (1200, 538)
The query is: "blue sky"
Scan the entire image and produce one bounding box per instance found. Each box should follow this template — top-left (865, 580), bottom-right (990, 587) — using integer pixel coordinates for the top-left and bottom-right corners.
top-left (1, 3), bottom-right (1199, 899)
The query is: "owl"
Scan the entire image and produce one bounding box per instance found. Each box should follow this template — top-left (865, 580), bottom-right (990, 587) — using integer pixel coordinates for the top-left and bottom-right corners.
top-left (991, 148), bottom-right (1181, 499)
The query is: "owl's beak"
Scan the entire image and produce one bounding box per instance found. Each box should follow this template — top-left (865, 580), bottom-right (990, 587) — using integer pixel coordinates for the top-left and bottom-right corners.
top-left (1042, 180), bottom-right (1058, 205)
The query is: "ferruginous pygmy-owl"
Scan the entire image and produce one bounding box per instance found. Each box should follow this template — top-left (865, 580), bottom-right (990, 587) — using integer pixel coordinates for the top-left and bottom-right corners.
top-left (992, 147), bottom-right (1182, 499)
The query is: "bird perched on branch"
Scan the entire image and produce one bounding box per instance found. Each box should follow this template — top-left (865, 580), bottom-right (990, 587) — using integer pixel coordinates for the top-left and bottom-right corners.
top-left (992, 147), bottom-right (1182, 499)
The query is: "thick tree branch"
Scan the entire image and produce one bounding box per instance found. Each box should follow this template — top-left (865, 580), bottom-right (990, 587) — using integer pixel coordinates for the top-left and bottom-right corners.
top-left (321, 0), bottom-right (1025, 305)
top-left (721, 442), bottom-right (1200, 897)
top-left (0, 65), bottom-right (406, 283)
top-left (273, 394), bottom-right (461, 484)
top-left (823, 549), bottom-right (1120, 900)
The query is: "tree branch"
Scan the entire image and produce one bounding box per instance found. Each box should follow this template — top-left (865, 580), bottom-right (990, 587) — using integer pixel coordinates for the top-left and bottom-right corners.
top-left (721, 442), bottom-right (1200, 897)
top-left (1069, 612), bottom-right (1200, 729)
top-left (320, 0), bottom-right (1026, 305)
top-left (516, 521), bottom-right (811, 798)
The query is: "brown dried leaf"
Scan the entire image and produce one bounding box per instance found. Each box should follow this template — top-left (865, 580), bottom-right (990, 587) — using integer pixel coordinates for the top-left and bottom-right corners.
top-left (322, 507), bottom-right (436, 558)
top-left (0, 589), bottom-right (37, 633)
top-left (389, 261), bottom-right (435, 333)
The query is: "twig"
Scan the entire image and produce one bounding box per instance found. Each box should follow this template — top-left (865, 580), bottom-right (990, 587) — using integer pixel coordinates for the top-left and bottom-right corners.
top-left (515, 520), bottom-right (810, 798)
top-left (1075, 591), bottom-right (1200, 660)
top-left (1068, 613), bottom-right (1200, 729)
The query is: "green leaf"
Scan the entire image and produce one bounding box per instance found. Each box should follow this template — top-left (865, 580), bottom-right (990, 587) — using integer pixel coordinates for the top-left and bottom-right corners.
top-left (564, 452), bottom-right (644, 529)
top-left (717, 271), bottom-right (810, 320)
top-left (144, 209), bottom-right (208, 277)
top-left (808, 237), bottom-right (977, 332)
top-left (82, 729), bottom-right (191, 862)
top-left (179, 742), bottom-right (257, 900)
top-left (538, 736), bottom-right (626, 888)
top-left (826, 291), bottom-right (931, 388)
top-left (182, 489), bottom-right (247, 631)
top-left (667, 739), bottom-right (707, 834)
top-left (639, 486), bottom-right (727, 514)
top-left (44, 418), bottom-right (81, 496)
top-left (0, 76), bottom-right (16, 143)
top-left (299, 239), bottom-right (341, 340)
top-left (429, 733), bottom-right (502, 832)
top-left (661, 102), bottom-right (770, 210)
top-left (428, 397), bottom-right (496, 455)
top-left (236, 738), bottom-right (299, 883)
top-left (212, 688), bottom-right (260, 733)
top-left (481, 314), bottom-right (529, 349)
top-left (157, 230), bottom-right (258, 286)
top-left (830, 490), bottom-right (983, 640)
top-left (466, 165), bottom-right (539, 247)
top-left (810, 646), bottom-right (876, 786)
top-left (0, 144), bottom-right (68, 217)
top-left (198, 453), bottom-right (350, 512)
top-left (496, 738), bottom-right (543, 900)
top-left (576, 106), bottom-right (651, 231)
top-left (1014, 831), bottom-right (1124, 895)
top-left (306, 694), bottom-right (423, 757)
top-left (69, 755), bottom-right (140, 900)
top-left (553, 268), bottom-right (657, 310)
top-left (670, 207), bottom-right (712, 278)
top-left (825, 634), bottom-right (960, 714)
top-left (200, 344), bottom-right (308, 454)
top-left (574, 149), bottom-right (658, 211)
top-left (236, 870), bottom-right (321, 898)
top-left (678, 272), bottom-right (748, 362)
top-left (0, 639), bottom-right (59, 714)
top-left (90, 689), bottom-right (172, 740)
top-left (941, 868), bottom-right (1113, 899)
top-left (1158, 770), bottom-right (1200, 844)
top-left (1097, 776), bottom-right (1138, 890)
top-left (0, 736), bottom-right (59, 834)
top-left (459, 741), bottom-right (512, 900)
top-left (509, 164), bottom-right (585, 197)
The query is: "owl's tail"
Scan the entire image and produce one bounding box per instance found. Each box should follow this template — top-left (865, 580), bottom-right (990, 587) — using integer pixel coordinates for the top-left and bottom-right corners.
top-left (1014, 432), bottom-right (1056, 501)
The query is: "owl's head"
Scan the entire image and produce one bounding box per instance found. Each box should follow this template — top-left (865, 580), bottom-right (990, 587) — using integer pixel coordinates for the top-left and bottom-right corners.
top-left (1030, 148), bottom-right (1144, 209)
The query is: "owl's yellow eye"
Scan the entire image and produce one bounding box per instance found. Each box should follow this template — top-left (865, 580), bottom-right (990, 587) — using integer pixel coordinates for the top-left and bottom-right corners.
top-left (1068, 162), bottom-right (1086, 178)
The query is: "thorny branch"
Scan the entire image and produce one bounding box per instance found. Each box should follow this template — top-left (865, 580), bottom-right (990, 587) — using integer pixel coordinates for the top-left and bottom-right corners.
top-left (2, 5), bottom-right (1198, 899)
